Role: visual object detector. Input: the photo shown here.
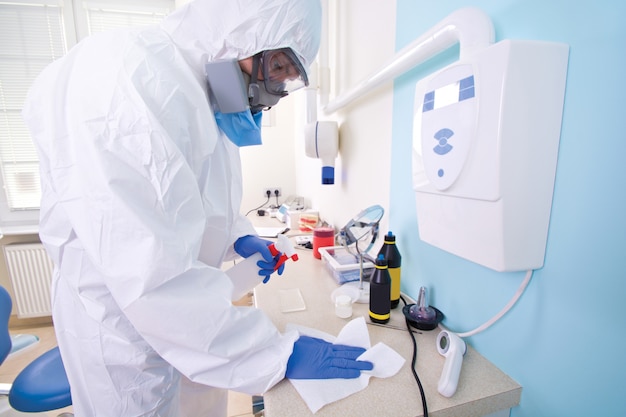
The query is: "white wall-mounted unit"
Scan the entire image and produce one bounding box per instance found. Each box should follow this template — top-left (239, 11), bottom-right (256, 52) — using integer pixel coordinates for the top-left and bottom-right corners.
top-left (412, 40), bottom-right (569, 271)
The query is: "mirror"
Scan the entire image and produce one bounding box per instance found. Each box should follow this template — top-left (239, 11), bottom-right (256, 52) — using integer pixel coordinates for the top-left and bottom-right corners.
top-left (337, 205), bottom-right (384, 303)
top-left (337, 204), bottom-right (385, 257)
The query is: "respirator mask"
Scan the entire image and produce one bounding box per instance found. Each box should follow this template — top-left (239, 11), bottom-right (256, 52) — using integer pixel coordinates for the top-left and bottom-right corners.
top-left (246, 48), bottom-right (309, 113)
top-left (205, 48), bottom-right (308, 146)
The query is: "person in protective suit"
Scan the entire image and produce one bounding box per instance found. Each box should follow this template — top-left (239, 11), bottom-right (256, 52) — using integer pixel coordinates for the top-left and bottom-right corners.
top-left (22, 0), bottom-right (372, 416)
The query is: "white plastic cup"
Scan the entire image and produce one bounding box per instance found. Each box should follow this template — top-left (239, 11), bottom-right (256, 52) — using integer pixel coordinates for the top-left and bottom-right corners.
top-left (335, 294), bottom-right (353, 318)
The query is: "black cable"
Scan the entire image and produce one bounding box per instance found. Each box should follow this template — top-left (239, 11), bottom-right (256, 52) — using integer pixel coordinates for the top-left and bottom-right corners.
top-left (245, 195), bottom-right (270, 216)
top-left (400, 295), bottom-right (428, 417)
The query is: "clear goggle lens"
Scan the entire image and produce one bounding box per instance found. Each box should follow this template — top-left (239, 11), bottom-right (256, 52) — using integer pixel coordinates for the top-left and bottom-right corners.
top-left (260, 48), bottom-right (308, 96)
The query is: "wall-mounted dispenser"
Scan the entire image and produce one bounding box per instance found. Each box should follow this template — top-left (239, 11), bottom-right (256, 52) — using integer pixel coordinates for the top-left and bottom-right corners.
top-left (305, 121), bottom-right (339, 185)
top-left (412, 40), bottom-right (569, 272)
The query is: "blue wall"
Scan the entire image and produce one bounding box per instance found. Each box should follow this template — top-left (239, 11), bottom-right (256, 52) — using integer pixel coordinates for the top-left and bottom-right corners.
top-left (390, 1), bottom-right (626, 416)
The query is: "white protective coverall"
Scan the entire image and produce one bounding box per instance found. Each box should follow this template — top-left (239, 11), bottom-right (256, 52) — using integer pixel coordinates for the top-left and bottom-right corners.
top-left (22, 0), bottom-right (321, 416)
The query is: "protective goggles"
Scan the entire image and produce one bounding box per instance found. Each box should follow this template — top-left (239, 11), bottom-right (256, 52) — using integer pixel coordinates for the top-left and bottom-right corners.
top-left (251, 48), bottom-right (309, 97)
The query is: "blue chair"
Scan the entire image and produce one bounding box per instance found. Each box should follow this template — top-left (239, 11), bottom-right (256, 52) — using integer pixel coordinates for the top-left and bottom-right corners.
top-left (0, 285), bottom-right (72, 413)
top-left (0, 286), bottom-right (11, 365)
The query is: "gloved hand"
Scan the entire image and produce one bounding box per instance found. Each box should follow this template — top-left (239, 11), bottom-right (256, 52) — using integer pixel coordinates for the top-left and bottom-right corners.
top-left (234, 235), bottom-right (285, 283)
top-left (286, 336), bottom-right (374, 379)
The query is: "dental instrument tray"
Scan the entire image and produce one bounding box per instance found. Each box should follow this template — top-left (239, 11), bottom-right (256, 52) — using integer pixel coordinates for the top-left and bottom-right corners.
top-left (318, 246), bottom-right (374, 284)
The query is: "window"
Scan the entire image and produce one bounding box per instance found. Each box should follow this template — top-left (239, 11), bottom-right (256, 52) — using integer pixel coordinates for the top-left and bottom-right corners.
top-left (0, 0), bottom-right (174, 232)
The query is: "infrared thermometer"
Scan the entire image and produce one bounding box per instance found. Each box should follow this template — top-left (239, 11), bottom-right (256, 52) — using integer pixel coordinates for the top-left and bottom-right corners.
top-left (436, 330), bottom-right (466, 397)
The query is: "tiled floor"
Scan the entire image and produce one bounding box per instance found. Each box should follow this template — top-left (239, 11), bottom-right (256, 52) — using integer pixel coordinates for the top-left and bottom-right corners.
top-left (1, 298), bottom-right (256, 417)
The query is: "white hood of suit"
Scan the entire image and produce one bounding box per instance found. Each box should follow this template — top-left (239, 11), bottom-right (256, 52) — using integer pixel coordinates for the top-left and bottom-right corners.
top-left (161, 0), bottom-right (321, 81)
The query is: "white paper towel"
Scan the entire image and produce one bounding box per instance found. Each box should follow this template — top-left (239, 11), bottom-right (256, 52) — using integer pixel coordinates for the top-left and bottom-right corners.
top-left (286, 317), bottom-right (405, 413)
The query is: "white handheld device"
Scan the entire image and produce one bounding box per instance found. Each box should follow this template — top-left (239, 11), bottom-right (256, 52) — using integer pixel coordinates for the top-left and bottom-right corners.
top-left (436, 330), bottom-right (466, 397)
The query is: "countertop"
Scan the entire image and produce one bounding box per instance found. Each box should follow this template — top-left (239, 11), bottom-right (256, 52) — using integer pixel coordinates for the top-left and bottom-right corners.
top-left (252, 237), bottom-right (521, 417)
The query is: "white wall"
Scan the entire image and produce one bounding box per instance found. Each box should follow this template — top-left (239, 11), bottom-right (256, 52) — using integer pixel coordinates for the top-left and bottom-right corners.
top-left (240, 102), bottom-right (298, 213)
top-left (242, 0), bottom-right (397, 238)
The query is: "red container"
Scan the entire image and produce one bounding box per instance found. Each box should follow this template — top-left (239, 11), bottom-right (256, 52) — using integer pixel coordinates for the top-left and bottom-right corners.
top-left (313, 227), bottom-right (335, 259)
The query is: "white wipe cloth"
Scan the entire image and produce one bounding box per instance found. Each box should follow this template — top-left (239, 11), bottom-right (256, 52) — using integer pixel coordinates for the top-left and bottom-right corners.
top-left (286, 317), bottom-right (405, 413)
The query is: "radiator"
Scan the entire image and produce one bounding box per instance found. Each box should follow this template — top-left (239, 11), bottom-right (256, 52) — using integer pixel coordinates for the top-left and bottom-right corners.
top-left (3, 243), bottom-right (54, 318)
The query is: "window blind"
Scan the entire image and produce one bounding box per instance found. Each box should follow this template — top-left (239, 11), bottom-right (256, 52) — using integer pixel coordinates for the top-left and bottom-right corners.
top-left (0, 2), bottom-right (66, 210)
top-left (81, 1), bottom-right (171, 34)
top-left (0, 0), bottom-right (173, 226)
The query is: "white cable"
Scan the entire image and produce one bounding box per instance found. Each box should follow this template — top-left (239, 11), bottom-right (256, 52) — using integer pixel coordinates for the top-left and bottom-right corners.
top-left (453, 269), bottom-right (534, 338)
top-left (400, 291), bottom-right (416, 304)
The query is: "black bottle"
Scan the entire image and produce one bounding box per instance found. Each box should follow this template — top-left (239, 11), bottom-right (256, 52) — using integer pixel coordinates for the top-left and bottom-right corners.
top-left (369, 254), bottom-right (391, 324)
top-left (378, 231), bottom-right (402, 309)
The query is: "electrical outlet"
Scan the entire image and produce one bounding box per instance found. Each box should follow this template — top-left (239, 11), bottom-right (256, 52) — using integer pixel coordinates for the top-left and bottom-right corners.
top-left (263, 187), bottom-right (281, 198)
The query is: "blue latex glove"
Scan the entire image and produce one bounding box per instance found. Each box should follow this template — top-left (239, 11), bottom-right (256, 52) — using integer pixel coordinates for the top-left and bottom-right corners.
top-left (286, 336), bottom-right (374, 379)
top-left (234, 235), bottom-right (285, 283)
